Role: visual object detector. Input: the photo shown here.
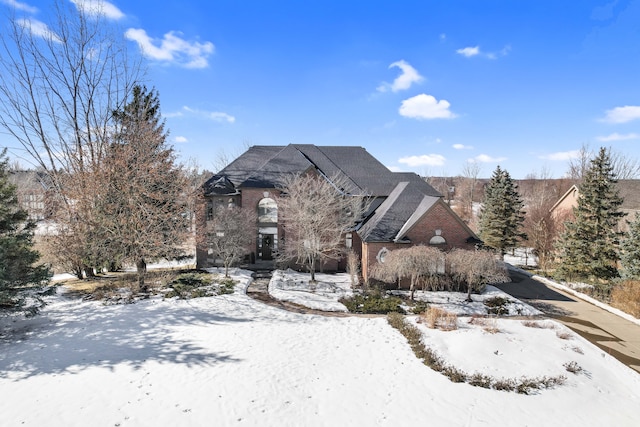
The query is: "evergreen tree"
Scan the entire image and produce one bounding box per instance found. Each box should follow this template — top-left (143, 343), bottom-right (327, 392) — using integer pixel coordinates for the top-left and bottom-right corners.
top-left (479, 166), bottom-right (526, 257)
top-left (621, 213), bottom-right (640, 279)
top-left (555, 147), bottom-right (625, 281)
top-left (0, 149), bottom-right (50, 315)
top-left (98, 86), bottom-right (190, 290)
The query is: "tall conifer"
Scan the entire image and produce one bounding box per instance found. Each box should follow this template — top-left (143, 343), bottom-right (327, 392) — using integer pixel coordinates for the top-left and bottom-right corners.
top-left (479, 166), bottom-right (526, 257)
top-left (621, 213), bottom-right (640, 279)
top-left (0, 149), bottom-right (50, 314)
top-left (555, 147), bottom-right (625, 280)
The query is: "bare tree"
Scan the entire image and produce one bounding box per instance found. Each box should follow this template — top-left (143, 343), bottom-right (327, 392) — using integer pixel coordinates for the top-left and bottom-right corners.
top-left (277, 172), bottom-right (369, 282)
top-left (370, 245), bottom-right (445, 300)
top-left (206, 205), bottom-right (256, 277)
top-left (447, 249), bottom-right (509, 302)
top-left (0, 0), bottom-right (141, 275)
top-left (520, 168), bottom-right (563, 270)
top-left (567, 143), bottom-right (640, 180)
top-left (454, 160), bottom-right (482, 227)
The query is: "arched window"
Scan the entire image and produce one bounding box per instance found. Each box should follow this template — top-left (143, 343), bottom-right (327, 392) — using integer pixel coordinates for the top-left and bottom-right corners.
top-left (258, 198), bottom-right (277, 224)
top-left (429, 229), bottom-right (446, 245)
top-left (376, 247), bottom-right (389, 264)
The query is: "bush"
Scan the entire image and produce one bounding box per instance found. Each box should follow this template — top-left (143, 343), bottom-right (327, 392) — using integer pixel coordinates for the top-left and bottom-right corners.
top-left (563, 361), bottom-right (583, 374)
top-left (387, 312), bottom-right (567, 394)
top-left (610, 280), bottom-right (640, 318)
top-left (165, 272), bottom-right (235, 299)
top-left (410, 300), bottom-right (430, 314)
top-left (420, 306), bottom-right (458, 331)
top-left (484, 296), bottom-right (510, 315)
top-left (340, 290), bottom-right (404, 314)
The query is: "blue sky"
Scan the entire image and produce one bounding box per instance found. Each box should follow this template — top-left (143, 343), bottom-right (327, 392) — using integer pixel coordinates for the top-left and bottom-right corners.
top-left (2, 0), bottom-right (640, 178)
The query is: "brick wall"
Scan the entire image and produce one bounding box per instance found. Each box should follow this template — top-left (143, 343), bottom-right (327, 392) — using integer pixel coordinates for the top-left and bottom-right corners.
top-left (404, 201), bottom-right (476, 251)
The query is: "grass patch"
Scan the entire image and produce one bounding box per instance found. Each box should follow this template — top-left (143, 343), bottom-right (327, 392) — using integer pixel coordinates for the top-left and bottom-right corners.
top-left (419, 307), bottom-right (458, 331)
top-left (61, 269), bottom-right (235, 303)
top-left (611, 280), bottom-right (640, 318)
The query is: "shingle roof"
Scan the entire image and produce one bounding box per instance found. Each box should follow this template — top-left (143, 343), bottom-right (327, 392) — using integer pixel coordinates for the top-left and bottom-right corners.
top-left (358, 176), bottom-right (443, 242)
top-left (203, 144), bottom-right (451, 242)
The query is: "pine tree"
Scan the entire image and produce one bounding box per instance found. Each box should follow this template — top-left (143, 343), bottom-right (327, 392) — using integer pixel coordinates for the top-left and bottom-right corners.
top-left (621, 213), bottom-right (640, 279)
top-left (0, 149), bottom-right (50, 314)
top-left (555, 147), bottom-right (625, 281)
top-left (479, 166), bottom-right (526, 257)
top-left (98, 86), bottom-right (190, 290)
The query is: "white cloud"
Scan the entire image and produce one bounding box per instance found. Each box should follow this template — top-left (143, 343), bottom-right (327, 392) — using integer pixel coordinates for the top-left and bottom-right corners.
top-left (399, 94), bottom-right (456, 120)
top-left (473, 154), bottom-right (507, 163)
top-left (377, 60), bottom-right (424, 93)
top-left (601, 105), bottom-right (640, 123)
top-left (70, 0), bottom-right (124, 20)
top-left (17, 18), bottom-right (61, 42)
top-left (597, 132), bottom-right (639, 142)
top-left (125, 29), bottom-right (215, 69)
top-left (538, 150), bottom-right (581, 161)
top-left (457, 45), bottom-right (510, 59)
top-left (456, 46), bottom-right (480, 57)
top-left (453, 143), bottom-right (473, 150)
top-left (174, 136), bottom-right (188, 143)
top-left (180, 106), bottom-right (235, 123)
top-left (0, 0), bottom-right (38, 13)
top-left (398, 154), bottom-right (446, 167)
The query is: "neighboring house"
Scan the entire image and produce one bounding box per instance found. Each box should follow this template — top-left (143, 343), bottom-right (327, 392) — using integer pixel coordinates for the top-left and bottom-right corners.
top-left (196, 144), bottom-right (480, 280)
top-left (550, 180), bottom-right (640, 231)
top-left (8, 170), bottom-right (53, 222)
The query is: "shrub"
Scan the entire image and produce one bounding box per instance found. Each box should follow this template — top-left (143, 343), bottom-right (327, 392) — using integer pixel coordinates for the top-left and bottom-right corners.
top-left (556, 330), bottom-right (572, 340)
top-left (469, 373), bottom-right (493, 388)
top-left (386, 312), bottom-right (566, 394)
top-left (482, 317), bottom-right (500, 334)
top-left (410, 300), bottom-right (430, 314)
top-left (165, 272), bottom-right (235, 299)
top-left (563, 361), bottom-right (583, 374)
top-left (483, 296), bottom-right (510, 315)
top-left (340, 290), bottom-right (404, 314)
top-left (421, 307), bottom-right (458, 330)
top-left (610, 280), bottom-right (640, 318)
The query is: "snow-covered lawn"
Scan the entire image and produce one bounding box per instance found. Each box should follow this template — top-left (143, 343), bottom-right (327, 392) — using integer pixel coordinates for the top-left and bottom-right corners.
top-left (269, 268), bottom-right (540, 316)
top-left (1, 269), bottom-right (639, 426)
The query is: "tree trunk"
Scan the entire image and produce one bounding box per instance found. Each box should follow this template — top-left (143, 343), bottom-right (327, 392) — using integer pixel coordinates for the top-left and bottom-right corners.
top-left (137, 258), bottom-right (148, 294)
top-left (309, 255), bottom-right (316, 283)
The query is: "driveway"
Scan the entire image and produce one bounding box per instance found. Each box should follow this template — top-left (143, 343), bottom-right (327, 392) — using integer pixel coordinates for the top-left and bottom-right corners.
top-left (495, 269), bottom-right (640, 374)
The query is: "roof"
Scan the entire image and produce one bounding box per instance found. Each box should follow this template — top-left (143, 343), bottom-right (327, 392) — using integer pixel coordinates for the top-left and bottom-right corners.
top-left (204, 144), bottom-right (408, 196)
top-left (202, 144), bottom-right (458, 243)
top-left (357, 177), bottom-right (445, 242)
top-left (550, 180), bottom-right (640, 214)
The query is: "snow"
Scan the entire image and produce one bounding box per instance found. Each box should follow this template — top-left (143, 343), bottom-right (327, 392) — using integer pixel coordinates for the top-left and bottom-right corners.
top-left (268, 269), bottom-right (540, 317)
top-left (1, 269), bottom-right (639, 426)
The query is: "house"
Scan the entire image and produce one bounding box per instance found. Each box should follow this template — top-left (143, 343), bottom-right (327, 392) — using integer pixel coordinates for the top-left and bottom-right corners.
top-left (196, 144), bottom-right (480, 280)
top-left (8, 170), bottom-right (53, 222)
top-left (550, 180), bottom-right (640, 231)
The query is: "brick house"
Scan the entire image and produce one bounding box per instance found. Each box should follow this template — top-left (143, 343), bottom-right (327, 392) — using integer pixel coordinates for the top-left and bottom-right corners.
top-left (196, 144), bottom-right (480, 280)
top-left (550, 180), bottom-right (640, 232)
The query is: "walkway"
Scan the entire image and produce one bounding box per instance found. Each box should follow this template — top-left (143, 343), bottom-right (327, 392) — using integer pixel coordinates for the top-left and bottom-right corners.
top-left (495, 269), bottom-right (640, 374)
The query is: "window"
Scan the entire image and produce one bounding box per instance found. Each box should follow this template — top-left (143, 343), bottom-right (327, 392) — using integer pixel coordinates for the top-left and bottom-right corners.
top-left (429, 229), bottom-right (446, 245)
top-left (258, 198), bottom-right (277, 223)
top-left (345, 233), bottom-right (353, 249)
top-left (206, 201), bottom-right (214, 221)
top-left (376, 247), bottom-right (389, 264)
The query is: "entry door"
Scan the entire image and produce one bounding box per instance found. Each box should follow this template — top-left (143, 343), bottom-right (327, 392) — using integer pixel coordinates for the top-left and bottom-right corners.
top-left (261, 234), bottom-right (274, 260)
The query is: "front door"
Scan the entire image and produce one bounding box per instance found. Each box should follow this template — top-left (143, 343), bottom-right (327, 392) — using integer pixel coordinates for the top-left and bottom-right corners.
top-left (260, 234), bottom-right (274, 260)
